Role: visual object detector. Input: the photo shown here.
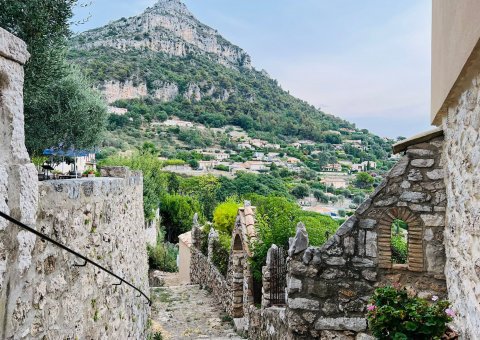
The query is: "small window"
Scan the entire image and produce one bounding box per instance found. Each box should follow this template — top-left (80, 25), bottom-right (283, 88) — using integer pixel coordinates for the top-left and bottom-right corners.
top-left (391, 219), bottom-right (408, 265)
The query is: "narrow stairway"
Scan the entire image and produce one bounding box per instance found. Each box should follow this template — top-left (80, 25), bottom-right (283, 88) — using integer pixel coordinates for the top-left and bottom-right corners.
top-left (150, 273), bottom-right (243, 340)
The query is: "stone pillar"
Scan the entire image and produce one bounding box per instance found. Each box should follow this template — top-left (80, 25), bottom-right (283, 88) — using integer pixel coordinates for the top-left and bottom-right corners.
top-left (191, 213), bottom-right (202, 249)
top-left (261, 245), bottom-right (278, 309)
top-left (207, 227), bottom-right (219, 261)
top-left (0, 27), bottom-right (39, 338)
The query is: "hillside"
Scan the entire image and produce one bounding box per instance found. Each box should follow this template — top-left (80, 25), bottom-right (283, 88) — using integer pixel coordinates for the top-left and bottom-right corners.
top-left (68, 0), bottom-right (394, 161)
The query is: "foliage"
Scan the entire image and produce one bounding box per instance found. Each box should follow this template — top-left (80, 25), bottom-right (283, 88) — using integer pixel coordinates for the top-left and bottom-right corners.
top-left (354, 172), bottom-right (375, 189)
top-left (248, 195), bottom-right (339, 282)
top-left (213, 198), bottom-right (241, 235)
top-left (147, 229), bottom-right (178, 272)
top-left (367, 286), bottom-right (453, 339)
top-left (160, 194), bottom-right (201, 243)
top-left (211, 234), bottom-right (230, 277)
top-left (291, 184), bottom-right (310, 199)
top-left (100, 154), bottom-right (168, 221)
top-left (0, 0), bottom-right (107, 155)
top-left (391, 219), bottom-right (408, 264)
top-left (214, 164), bottom-right (230, 172)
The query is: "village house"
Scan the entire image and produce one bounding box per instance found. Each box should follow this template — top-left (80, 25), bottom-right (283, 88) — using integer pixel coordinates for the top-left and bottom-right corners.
top-left (237, 142), bottom-right (253, 150)
top-left (244, 160), bottom-right (268, 172)
top-left (321, 163), bottom-right (342, 172)
top-left (320, 177), bottom-right (348, 189)
top-left (252, 152), bottom-right (265, 160)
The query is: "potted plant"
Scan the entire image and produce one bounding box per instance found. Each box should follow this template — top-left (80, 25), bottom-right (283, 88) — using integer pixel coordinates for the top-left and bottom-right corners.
top-left (83, 168), bottom-right (96, 178)
top-left (366, 285), bottom-right (457, 339)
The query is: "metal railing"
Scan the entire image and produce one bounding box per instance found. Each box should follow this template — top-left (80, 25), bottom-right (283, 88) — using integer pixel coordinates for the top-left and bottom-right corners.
top-left (0, 211), bottom-right (151, 306)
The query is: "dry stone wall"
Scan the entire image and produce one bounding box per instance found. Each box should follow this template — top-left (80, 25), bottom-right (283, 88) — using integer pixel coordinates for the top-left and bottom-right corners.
top-left (285, 134), bottom-right (447, 338)
top-left (0, 28), bottom-right (149, 339)
top-left (190, 218), bottom-right (230, 313)
top-left (441, 73), bottom-right (480, 338)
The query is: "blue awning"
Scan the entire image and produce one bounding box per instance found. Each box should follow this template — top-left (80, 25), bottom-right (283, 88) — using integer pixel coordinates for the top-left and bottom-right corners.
top-left (42, 148), bottom-right (95, 157)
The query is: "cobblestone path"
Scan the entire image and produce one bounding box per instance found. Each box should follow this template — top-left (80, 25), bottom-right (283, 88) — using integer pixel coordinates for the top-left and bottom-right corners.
top-left (150, 276), bottom-right (243, 339)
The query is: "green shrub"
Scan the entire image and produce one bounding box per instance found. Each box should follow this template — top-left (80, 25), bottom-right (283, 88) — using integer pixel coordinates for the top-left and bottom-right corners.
top-left (391, 234), bottom-right (408, 264)
top-left (147, 241), bottom-right (178, 272)
top-left (367, 286), bottom-right (453, 339)
top-left (213, 198), bottom-right (241, 234)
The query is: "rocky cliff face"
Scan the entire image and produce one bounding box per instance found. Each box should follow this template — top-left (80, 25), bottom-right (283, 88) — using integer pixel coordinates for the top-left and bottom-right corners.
top-left (73, 0), bottom-right (251, 70)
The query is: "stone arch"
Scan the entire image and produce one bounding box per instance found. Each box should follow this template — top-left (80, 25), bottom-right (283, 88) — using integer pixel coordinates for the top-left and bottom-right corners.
top-left (233, 234), bottom-right (243, 251)
top-left (231, 231), bottom-right (246, 317)
top-left (378, 207), bottom-right (424, 272)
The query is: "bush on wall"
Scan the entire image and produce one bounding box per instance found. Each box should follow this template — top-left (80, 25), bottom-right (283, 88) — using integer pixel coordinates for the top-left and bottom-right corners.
top-left (367, 286), bottom-right (454, 339)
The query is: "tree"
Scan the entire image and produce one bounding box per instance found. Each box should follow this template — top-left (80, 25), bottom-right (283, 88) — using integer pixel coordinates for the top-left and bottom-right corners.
top-left (355, 172), bottom-right (375, 189)
top-left (213, 198), bottom-right (241, 235)
top-left (291, 184), bottom-right (310, 199)
top-left (313, 190), bottom-right (328, 203)
top-left (188, 159), bottom-right (199, 170)
top-left (160, 194), bottom-right (200, 243)
top-left (25, 68), bottom-right (107, 152)
top-left (0, 0), bottom-right (107, 154)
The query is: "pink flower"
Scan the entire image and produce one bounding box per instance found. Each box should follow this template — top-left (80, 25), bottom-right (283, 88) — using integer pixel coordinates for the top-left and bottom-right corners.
top-left (432, 295), bottom-right (439, 301)
top-left (445, 308), bottom-right (456, 317)
top-left (367, 304), bottom-right (376, 312)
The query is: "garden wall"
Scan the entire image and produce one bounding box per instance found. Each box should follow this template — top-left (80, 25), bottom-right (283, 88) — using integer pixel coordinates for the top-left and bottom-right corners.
top-left (190, 218), bottom-right (230, 313)
top-left (285, 133), bottom-right (447, 338)
top-left (0, 28), bottom-right (150, 339)
top-left (190, 144), bottom-right (449, 338)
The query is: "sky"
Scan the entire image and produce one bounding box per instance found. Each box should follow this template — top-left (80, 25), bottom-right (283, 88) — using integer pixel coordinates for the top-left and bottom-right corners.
top-left (73, 0), bottom-right (432, 138)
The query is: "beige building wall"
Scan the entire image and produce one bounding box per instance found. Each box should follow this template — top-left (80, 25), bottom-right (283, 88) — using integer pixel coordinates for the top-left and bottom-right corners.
top-left (431, 0), bottom-right (480, 124)
top-left (178, 231), bottom-right (192, 284)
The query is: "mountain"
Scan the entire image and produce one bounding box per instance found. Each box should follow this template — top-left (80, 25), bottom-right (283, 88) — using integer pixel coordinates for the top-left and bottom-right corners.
top-left (68, 0), bottom-right (393, 160)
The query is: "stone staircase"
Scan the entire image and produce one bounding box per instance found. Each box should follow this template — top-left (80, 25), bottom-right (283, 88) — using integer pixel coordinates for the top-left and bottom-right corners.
top-left (151, 281), bottom-right (243, 339)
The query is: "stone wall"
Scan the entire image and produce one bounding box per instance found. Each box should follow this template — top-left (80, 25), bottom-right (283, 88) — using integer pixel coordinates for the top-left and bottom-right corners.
top-left (441, 73), bottom-right (480, 338)
top-left (190, 216), bottom-right (230, 313)
top-left (284, 134), bottom-right (447, 338)
top-left (0, 27), bottom-right (39, 339)
top-left (0, 28), bottom-right (150, 339)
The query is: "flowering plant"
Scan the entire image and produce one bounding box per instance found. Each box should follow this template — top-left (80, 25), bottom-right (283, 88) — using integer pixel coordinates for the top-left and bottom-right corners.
top-left (366, 286), bottom-right (453, 339)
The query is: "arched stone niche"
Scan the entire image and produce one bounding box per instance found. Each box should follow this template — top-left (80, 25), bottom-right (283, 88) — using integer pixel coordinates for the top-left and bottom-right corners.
top-left (377, 207), bottom-right (424, 272)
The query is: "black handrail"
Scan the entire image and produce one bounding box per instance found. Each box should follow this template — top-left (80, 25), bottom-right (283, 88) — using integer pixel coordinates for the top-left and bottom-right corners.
top-left (0, 211), bottom-right (151, 306)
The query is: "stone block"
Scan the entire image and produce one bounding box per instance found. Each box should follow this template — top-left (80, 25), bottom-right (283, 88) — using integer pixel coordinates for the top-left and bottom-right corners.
top-left (336, 216), bottom-right (357, 236)
top-left (352, 257), bottom-right (375, 268)
top-left (365, 231), bottom-right (377, 257)
top-left (288, 297), bottom-right (320, 310)
top-left (315, 317), bottom-right (367, 331)
top-left (407, 169), bottom-right (423, 181)
top-left (411, 159), bottom-right (435, 167)
top-left (409, 204), bottom-right (432, 212)
top-left (288, 223), bottom-right (309, 256)
top-left (358, 219), bottom-right (376, 229)
top-left (325, 257), bottom-right (346, 266)
top-left (320, 330), bottom-right (355, 339)
top-left (373, 197), bottom-right (398, 206)
top-left (399, 191), bottom-right (431, 203)
top-left (420, 214), bottom-right (445, 226)
top-left (361, 269), bottom-right (376, 281)
top-left (426, 169), bottom-right (444, 180)
top-left (287, 277), bottom-right (302, 293)
top-left (388, 157), bottom-right (409, 177)
top-left (344, 236), bottom-right (354, 255)
top-left (0, 27), bottom-right (30, 64)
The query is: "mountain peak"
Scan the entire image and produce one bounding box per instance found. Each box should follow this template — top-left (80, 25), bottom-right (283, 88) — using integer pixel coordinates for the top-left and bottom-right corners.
top-left (73, 0), bottom-right (250, 69)
top-left (150, 0), bottom-right (191, 16)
